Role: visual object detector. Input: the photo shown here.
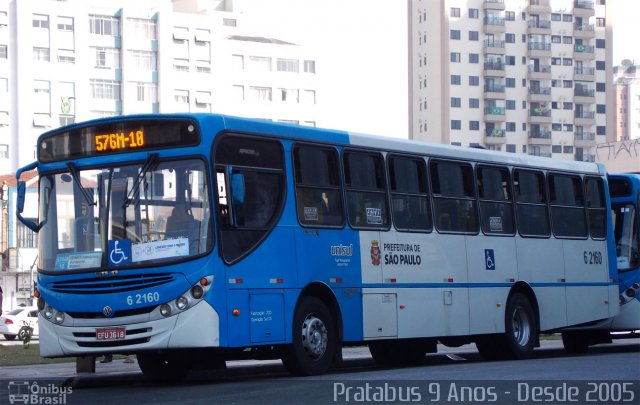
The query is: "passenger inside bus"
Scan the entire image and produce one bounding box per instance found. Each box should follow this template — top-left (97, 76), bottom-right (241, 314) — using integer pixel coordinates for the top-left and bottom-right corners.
top-left (165, 204), bottom-right (201, 254)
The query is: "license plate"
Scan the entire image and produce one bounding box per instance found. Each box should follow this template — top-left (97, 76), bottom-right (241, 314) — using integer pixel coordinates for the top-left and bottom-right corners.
top-left (96, 327), bottom-right (125, 340)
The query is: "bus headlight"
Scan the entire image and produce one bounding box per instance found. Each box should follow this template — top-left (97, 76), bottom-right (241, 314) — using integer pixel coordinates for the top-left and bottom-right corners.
top-left (54, 312), bottom-right (65, 324)
top-left (176, 296), bottom-right (189, 310)
top-left (190, 285), bottom-right (204, 299)
top-left (44, 306), bottom-right (54, 320)
top-left (160, 304), bottom-right (172, 317)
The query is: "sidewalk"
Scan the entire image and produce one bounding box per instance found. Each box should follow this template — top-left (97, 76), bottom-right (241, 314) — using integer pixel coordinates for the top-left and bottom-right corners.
top-left (0, 358), bottom-right (142, 381)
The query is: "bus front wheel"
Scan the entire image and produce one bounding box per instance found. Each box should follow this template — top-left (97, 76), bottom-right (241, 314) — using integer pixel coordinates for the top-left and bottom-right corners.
top-left (283, 297), bottom-right (337, 376)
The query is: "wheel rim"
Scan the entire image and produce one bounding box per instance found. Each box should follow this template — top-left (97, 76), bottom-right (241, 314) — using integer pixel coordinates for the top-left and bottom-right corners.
top-left (511, 306), bottom-right (531, 347)
top-left (300, 314), bottom-right (328, 359)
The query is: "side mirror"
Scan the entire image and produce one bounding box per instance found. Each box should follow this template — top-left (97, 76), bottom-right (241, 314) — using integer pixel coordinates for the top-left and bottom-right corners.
top-left (15, 161), bottom-right (42, 233)
top-left (17, 181), bottom-right (25, 213)
top-left (230, 173), bottom-right (245, 205)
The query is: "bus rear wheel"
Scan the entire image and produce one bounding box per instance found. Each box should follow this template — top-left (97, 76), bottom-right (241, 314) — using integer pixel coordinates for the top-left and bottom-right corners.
top-left (137, 350), bottom-right (191, 381)
top-left (476, 293), bottom-right (537, 360)
top-left (282, 297), bottom-right (337, 376)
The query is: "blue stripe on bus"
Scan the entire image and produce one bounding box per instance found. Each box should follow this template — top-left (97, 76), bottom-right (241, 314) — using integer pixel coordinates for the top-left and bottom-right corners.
top-left (361, 282), bottom-right (616, 288)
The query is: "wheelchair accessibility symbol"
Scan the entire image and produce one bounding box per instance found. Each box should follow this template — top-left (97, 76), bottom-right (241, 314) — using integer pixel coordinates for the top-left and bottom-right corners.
top-left (485, 249), bottom-right (496, 270)
top-left (108, 239), bottom-right (131, 266)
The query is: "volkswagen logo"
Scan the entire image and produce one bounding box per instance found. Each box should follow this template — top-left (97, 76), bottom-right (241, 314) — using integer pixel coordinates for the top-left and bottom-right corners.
top-left (102, 306), bottom-right (114, 318)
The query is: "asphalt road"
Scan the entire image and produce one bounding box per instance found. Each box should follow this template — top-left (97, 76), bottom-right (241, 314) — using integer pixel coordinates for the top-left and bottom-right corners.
top-left (1, 339), bottom-right (638, 405)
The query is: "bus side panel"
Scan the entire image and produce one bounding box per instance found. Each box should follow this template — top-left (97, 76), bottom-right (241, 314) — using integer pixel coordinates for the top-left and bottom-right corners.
top-left (516, 237), bottom-right (568, 330)
top-left (563, 239), bottom-right (613, 325)
top-left (294, 227), bottom-right (363, 342)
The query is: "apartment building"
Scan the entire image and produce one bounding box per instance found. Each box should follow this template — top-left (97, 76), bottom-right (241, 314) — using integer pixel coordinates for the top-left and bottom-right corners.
top-left (0, 0), bottom-right (320, 174)
top-left (409, 0), bottom-right (614, 161)
top-left (613, 61), bottom-right (640, 141)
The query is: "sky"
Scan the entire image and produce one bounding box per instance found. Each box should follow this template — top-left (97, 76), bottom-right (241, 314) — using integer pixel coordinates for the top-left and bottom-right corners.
top-left (611, 0), bottom-right (640, 64)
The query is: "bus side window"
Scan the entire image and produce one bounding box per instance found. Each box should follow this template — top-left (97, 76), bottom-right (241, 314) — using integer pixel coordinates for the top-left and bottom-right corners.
top-left (477, 165), bottom-right (515, 235)
top-left (430, 160), bottom-right (478, 234)
top-left (548, 174), bottom-right (588, 238)
top-left (514, 169), bottom-right (550, 237)
top-left (293, 145), bottom-right (344, 227)
top-left (388, 155), bottom-right (431, 232)
top-left (343, 150), bottom-right (389, 229)
top-left (585, 176), bottom-right (606, 239)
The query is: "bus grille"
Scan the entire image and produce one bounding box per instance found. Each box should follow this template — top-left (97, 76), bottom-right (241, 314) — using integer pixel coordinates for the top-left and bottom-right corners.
top-left (49, 274), bottom-right (175, 294)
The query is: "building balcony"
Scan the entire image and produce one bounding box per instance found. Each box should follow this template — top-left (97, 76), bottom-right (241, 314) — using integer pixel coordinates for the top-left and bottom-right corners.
top-left (483, 0), bottom-right (505, 10)
top-left (573, 0), bottom-right (596, 17)
top-left (529, 108), bottom-right (552, 124)
top-left (574, 110), bottom-right (596, 125)
top-left (574, 131), bottom-right (596, 147)
top-left (574, 87), bottom-right (595, 103)
top-left (528, 42), bottom-right (551, 57)
top-left (576, 154), bottom-right (596, 162)
top-left (528, 87), bottom-right (552, 102)
top-left (529, 152), bottom-right (553, 158)
top-left (528, 130), bottom-right (553, 145)
top-left (574, 66), bottom-right (595, 81)
top-left (574, 44), bottom-right (595, 60)
top-left (574, 23), bottom-right (596, 39)
top-left (483, 17), bottom-right (505, 33)
top-left (484, 84), bottom-right (506, 99)
top-left (485, 128), bottom-right (507, 144)
top-left (527, 0), bottom-right (551, 13)
top-left (483, 39), bottom-right (506, 54)
top-left (527, 19), bottom-right (552, 34)
top-left (528, 64), bottom-right (552, 79)
top-left (484, 61), bottom-right (505, 76)
top-left (484, 106), bottom-right (506, 121)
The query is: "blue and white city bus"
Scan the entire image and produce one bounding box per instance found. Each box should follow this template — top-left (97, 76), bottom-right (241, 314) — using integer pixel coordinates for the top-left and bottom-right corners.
top-left (561, 173), bottom-right (640, 353)
top-left (16, 114), bottom-right (619, 380)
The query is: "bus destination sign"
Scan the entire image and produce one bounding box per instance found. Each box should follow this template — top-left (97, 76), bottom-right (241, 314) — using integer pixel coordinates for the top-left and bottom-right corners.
top-left (38, 118), bottom-right (201, 163)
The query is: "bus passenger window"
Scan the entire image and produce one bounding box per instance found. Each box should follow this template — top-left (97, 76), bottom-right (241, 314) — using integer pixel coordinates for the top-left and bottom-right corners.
top-left (548, 174), bottom-right (588, 238)
top-left (430, 160), bottom-right (478, 234)
top-left (343, 150), bottom-right (389, 229)
top-left (293, 145), bottom-right (344, 227)
top-left (613, 204), bottom-right (639, 269)
top-left (477, 166), bottom-right (515, 235)
top-left (585, 176), bottom-right (606, 239)
top-left (514, 169), bottom-right (550, 237)
top-left (388, 155), bottom-right (431, 232)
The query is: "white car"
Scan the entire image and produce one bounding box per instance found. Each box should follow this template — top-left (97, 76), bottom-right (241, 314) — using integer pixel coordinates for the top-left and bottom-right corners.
top-left (0, 306), bottom-right (39, 341)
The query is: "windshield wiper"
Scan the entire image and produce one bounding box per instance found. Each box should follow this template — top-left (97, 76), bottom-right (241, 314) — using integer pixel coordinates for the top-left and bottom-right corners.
top-left (124, 153), bottom-right (158, 207)
top-left (66, 162), bottom-right (96, 206)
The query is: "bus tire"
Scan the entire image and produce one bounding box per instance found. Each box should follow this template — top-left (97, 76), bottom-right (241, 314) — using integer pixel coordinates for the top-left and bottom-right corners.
top-left (561, 331), bottom-right (590, 354)
top-left (283, 297), bottom-right (337, 376)
top-left (3, 334), bottom-right (16, 341)
top-left (137, 350), bottom-right (191, 382)
top-left (504, 293), bottom-right (537, 359)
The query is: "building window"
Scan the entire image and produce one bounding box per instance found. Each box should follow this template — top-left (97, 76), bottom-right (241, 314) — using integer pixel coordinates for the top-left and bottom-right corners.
top-left (0, 45), bottom-right (6, 59)
top-left (249, 56), bottom-right (272, 71)
top-left (505, 11), bottom-right (515, 21)
top-left (57, 16), bottom-right (74, 32)
top-left (506, 33), bottom-right (515, 43)
top-left (596, 39), bottom-right (605, 48)
top-left (93, 47), bottom-right (120, 69)
top-left (0, 144), bottom-right (8, 159)
top-left (506, 78), bottom-right (516, 88)
top-left (596, 60), bottom-right (605, 70)
top-left (57, 49), bottom-right (75, 64)
top-left (33, 47), bottom-right (50, 62)
top-left (451, 120), bottom-right (461, 130)
top-left (469, 53), bottom-right (479, 63)
top-left (596, 17), bottom-right (605, 27)
top-left (90, 79), bottom-right (121, 100)
top-left (563, 36), bottom-right (573, 44)
top-left (450, 7), bottom-right (460, 17)
top-left (469, 31), bottom-right (479, 41)
top-left (596, 104), bottom-right (606, 114)
top-left (469, 8), bottom-right (479, 19)
top-left (128, 18), bottom-right (156, 40)
top-left (451, 75), bottom-right (461, 85)
top-left (450, 52), bottom-right (461, 62)
top-left (552, 35), bottom-right (561, 43)
top-left (596, 82), bottom-right (605, 92)
top-left (17, 221), bottom-right (38, 248)
top-left (304, 60), bottom-right (316, 74)
top-left (249, 86), bottom-right (272, 101)
top-left (132, 82), bottom-right (157, 102)
top-left (506, 122), bottom-right (516, 132)
top-left (451, 97), bottom-right (461, 107)
top-left (277, 58), bottom-right (299, 73)
top-left (32, 14), bottom-right (49, 29)
top-left (469, 76), bottom-right (479, 86)
top-left (469, 121), bottom-right (480, 130)
top-left (89, 15), bottom-right (120, 36)
top-left (129, 50), bottom-right (157, 71)
top-left (450, 29), bottom-right (460, 40)
top-left (562, 14), bottom-right (573, 22)
top-left (469, 98), bottom-right (480, 108)
top-left (506, 100), bottom-right (516, 110)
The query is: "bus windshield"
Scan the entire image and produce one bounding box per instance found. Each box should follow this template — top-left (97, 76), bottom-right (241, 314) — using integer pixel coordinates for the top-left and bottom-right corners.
top-left (37, 158), bottom-right (212, 272)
